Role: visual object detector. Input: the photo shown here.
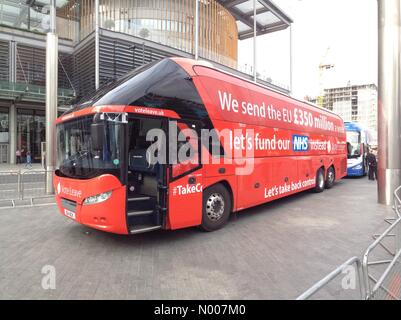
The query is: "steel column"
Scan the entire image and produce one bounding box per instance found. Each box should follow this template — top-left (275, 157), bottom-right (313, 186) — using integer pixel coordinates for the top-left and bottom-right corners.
top-left (289, 25), bottom-right (293, 94)
top-left (45, 0), bottom-right (58, 194)
top-left (95, 0), bottom-right (100, 89)
top-left (9, 40), bottom-right (16, 165)
top-left (253, 0), bottom-right (257, 82)
top-left (195, 0), bottom-right (199, 59)
top-left (49, 0), bottom-right (56, 33)
top-left (377, 0), bottom-right (401, 205)
top-left (9, 103), bottom-right (16, 165)
top-left (9, 40), bottom-right (16, 83)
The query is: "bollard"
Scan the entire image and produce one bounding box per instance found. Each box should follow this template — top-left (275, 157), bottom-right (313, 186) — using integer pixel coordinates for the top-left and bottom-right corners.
top-left (17, 170), bottom-right (21, 199)
top-left (44, 170), bottom-right (47, 195)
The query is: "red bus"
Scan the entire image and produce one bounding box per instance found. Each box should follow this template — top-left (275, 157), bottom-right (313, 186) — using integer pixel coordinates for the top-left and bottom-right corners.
top-left (54, 57), bottom-right (347, 235)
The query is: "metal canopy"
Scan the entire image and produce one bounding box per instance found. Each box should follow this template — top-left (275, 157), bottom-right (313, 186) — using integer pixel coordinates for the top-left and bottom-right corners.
top-left (0, 81), bottom-right (74, 104)
top-left (217, 0), bottom-right (293, 40)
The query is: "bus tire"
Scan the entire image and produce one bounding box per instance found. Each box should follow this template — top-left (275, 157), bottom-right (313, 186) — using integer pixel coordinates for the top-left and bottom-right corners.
top-left (325, 166), bottom-right (336, 189)
top-left (314, 168), bottom-right (325, 193)
top-left (200, 184), bottom-right (231, 232)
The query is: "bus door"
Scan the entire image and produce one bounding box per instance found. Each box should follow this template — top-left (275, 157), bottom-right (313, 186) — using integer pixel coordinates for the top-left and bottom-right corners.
top-left (126, 116), bottom-right (169, 234)
top-left (168, 119), bottom-right (203, 229)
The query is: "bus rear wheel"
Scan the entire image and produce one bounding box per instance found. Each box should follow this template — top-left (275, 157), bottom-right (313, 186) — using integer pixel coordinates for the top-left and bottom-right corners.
top-left (200, 184), bottom-right (231, 232)
top-left (325, 166), bottom-right (336, 189)
top-left (314, 168), bottom-right (325, 193)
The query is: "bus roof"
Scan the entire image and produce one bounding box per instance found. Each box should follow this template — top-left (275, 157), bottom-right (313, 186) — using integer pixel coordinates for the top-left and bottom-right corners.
top-left (344, 122), bottom-right (366, 132)
top-left (60, 57), bottom-right (344, 127)
top-left (171, 57), bottom-right (345, 122)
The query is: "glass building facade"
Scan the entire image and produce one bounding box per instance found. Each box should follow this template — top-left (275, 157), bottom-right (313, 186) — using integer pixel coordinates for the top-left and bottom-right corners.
top-left (0, 0), bottom-right (80, 42)
top-left (0, 0), bottom-right (238, 68)
top-left (0, 1), bottom-right (291, 164)
top-left (0, 0), bottom-right (239, 164)
top-left (86, 0), bottom-right (239, 68)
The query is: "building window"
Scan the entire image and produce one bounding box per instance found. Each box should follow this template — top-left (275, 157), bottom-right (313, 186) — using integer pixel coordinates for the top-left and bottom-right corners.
top-left (0, 107), bottom-right (9, 143)
top-left (17, 108), bottom-right (45, 163)
top-left (0, 107), bottom-right (9, 164)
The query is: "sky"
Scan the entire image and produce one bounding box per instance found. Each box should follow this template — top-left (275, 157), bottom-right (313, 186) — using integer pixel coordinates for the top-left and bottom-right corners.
top-left (238, 0), bottom-right (378, 99)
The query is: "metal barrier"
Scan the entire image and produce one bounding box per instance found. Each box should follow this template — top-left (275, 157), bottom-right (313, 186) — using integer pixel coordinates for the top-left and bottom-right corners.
top-left (0, 169), bottom-right (54, 207)
top-left (21, 170), bottom-right (53, 203)
top-left (0, 171), bottom-right (22, 206)
top-left (298, 186), bottom-right (401, 300)
top-left (362, 216), bottom-right (401, 300)
top-left (298, 217), bottom-right (401, 300)
top-left (393, 185), bottom-right (401, 218)
top-left (370, 248), bottom-right (401, 300)
top-left (296, 257), bottom-right (365, 300)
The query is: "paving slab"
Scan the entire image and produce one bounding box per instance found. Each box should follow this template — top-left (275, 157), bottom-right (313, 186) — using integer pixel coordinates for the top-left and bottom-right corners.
top-left (0, 177), bottom-right (393, 299)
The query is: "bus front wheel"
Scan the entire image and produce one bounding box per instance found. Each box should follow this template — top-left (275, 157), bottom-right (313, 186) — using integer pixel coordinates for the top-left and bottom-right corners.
top-left (314, 169), bottom-right (325, 193)
top-left (200, 184), bottom-right (231, 232)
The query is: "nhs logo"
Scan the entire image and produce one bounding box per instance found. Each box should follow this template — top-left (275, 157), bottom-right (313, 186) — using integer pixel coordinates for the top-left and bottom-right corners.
top-left (293, 135), bottom-right (309, 152)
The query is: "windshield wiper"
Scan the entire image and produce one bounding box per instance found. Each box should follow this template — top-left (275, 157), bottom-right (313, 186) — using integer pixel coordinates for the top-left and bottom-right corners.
top-left (62, 150), bottom-right (91, 166)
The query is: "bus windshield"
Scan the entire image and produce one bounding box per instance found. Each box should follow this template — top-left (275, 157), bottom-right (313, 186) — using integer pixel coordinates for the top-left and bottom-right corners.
top-left (56, 116), bottom-right (123, 180)
top-left (346, 131), bottom-right (361, 159)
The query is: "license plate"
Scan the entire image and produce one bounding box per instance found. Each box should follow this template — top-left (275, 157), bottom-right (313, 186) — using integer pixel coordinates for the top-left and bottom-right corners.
top-left (64, 209), bottom-right (76, 220)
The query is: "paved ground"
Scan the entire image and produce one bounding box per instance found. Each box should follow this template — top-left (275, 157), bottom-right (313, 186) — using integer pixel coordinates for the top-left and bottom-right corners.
top-left (0, 177), bottom-right (394, 299)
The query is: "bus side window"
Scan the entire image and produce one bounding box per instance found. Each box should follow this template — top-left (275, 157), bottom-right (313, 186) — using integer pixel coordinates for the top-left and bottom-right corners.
top-left (208, 133), bottom-right (225, 158)
top-left (172, 122), bottom-right (200, 179)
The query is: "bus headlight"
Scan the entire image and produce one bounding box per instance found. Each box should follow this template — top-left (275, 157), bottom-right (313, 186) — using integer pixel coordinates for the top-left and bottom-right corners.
top-left (83, 191), bottom-right (112, 205)
top-left (354, 165), bottom-right (363, 170)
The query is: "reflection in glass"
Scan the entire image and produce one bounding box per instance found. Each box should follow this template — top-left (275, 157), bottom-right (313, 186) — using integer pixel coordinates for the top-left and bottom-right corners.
top-left (57, 116), bottom-right (123, 179)
top-left (346, 131), bottom-right (361, 159)
top-left (17, 109), bottom-right (45, 163)
top-left (81, 0), bottom-right (238, 68)
top-left (0, 0), bottom-right (238, 67)
top-left (0, 0), bottom-right (80, 41)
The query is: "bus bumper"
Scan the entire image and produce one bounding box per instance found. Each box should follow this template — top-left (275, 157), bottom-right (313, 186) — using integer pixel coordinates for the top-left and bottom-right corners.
top-left (347, 165), bottom-right (365, 177)
top-left (54, 174), bottom-right (129, 235)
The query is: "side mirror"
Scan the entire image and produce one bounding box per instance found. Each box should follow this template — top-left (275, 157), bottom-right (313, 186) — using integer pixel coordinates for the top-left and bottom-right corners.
top-left (91, 122), bottom-right (105, 151)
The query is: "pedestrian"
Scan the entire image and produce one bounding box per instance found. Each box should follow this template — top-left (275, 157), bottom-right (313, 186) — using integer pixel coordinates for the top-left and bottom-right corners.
top-left (16, 149), bottom-right (21, 164)
top-left (25, 151), bottom-right (32, 169)
top-left (366, 148), bottom-right (377, 181)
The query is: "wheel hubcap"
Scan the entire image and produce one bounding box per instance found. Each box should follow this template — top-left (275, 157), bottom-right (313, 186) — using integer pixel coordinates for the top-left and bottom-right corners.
top-left (206, 193), bottom-right (225, 221)
top-left (328, 170), bottom-right (334, 183)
